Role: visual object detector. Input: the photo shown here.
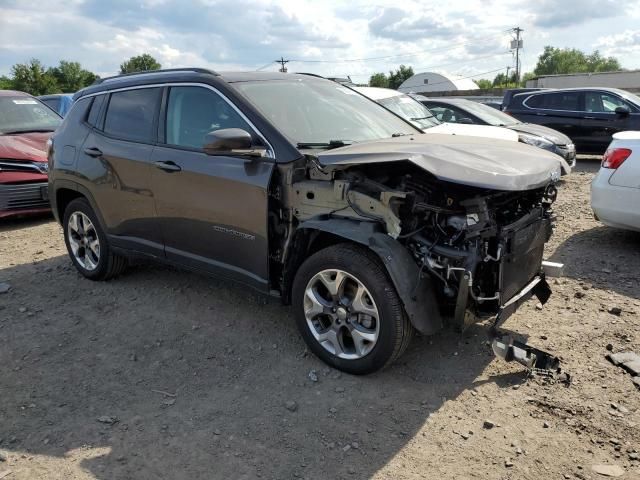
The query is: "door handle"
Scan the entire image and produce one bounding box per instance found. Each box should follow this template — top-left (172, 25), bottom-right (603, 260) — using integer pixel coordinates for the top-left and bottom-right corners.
top-left (535, 112), bottom-right (547, 116)
top-left (584, 116), bottom-right (596, 120)
top-left (154, 160), bottom-right (182, 172)
top-left (84, 147), bottom-right (103, 157)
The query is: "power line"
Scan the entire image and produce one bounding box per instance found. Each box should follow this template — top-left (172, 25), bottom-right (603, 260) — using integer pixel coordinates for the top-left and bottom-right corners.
top-left (287, 30), bottom-right (512, 64)
top-left (255, 61), bottom-right (275, 71)
top-left (275, 56), bottom-right (289, 73)
top-left (347, 51), bottom-right (510, 78)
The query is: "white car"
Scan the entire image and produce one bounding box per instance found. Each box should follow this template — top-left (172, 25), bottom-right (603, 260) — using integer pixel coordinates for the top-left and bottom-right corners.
top-left (354, 87), bottom-right (572, 174)
top-left (591, 131), bottom-right (640, 232)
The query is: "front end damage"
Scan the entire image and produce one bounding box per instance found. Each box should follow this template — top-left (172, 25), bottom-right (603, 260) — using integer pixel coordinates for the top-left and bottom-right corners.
top-left (273, 138), bottom-right (565, 373)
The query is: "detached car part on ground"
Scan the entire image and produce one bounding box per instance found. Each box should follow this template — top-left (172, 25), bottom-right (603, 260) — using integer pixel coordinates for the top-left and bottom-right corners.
top-left (592, 131), bottom-right (640, 232)
top-left (0, 90), bottom-right (61, 218)
top-left (49, 69), bottom-right (564, 374)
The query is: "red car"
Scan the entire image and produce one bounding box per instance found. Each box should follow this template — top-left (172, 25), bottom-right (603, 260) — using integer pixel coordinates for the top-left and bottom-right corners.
top-left (0, 90), bottom-right (62, 218)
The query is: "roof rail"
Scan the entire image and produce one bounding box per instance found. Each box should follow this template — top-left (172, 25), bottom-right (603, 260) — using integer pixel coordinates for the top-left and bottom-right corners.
top-left (94, 67), bottom-right (219, 85)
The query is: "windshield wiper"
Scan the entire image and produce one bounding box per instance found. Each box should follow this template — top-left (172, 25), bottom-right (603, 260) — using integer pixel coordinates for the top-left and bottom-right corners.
top-left (410, 116), bottom-right (433, 121)
top-left (392, 132), bottom-right (411, 137)
top-left (296, 140), bottom-right (355, 150)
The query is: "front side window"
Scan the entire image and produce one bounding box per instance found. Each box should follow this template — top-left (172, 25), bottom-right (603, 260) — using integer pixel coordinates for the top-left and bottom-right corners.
top-left (0, 96), bottom-right (61, 134)
top-left (165, 86), bottom-right (252, 149)
top-left (103, 88), bottom-right (161, 143)
top-left (585, 92), bottom-right (631, 113)
top-left (233, 79), bottom-right (418, 146)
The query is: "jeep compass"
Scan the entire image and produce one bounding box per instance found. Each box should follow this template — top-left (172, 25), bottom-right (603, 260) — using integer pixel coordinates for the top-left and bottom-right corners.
top-left (49, 69), bottom-right (563, 374)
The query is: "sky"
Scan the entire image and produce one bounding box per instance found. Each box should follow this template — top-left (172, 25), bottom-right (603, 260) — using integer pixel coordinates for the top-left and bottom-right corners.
top-left (1, 0), bottom-right (640, 83)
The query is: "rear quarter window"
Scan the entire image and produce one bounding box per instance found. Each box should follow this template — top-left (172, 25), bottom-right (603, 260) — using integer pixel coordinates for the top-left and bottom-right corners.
top-left (87, 94), bottom-right (106, 127)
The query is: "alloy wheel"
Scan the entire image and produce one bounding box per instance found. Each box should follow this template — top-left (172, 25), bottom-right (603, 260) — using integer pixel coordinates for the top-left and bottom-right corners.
top-left (67, 211), bottom-right (100, 271)
top-left (303, 269), bottom-right (380, 360)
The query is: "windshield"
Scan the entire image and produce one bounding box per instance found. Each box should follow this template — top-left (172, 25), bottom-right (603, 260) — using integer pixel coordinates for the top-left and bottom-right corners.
top-left (232, 79), bottom-right (418, 146)
top-left (378, 94), bottom-right (440, 130)
top-left (0, 96), bottom-right (61, 134)
top-left (453, 101), bottom-right (521, 126)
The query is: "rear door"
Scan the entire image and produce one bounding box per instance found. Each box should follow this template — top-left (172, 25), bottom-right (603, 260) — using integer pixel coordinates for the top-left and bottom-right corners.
top-left (150, 84), bottom-right (275, 291)
top-left (78, 86), bottom-right (164, 256)
top-left (581, 91), bottom-right (635, 152)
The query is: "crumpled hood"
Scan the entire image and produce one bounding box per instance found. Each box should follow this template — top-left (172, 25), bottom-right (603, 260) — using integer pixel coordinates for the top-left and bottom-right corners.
top-left (427, 122), bottom-right (519, 142)
top-left (0, 132), bottom-right (51, 163)
top-left (317, 133), bottom-right (562, 191)
top-left (506, 123), bottom-right (572, 146)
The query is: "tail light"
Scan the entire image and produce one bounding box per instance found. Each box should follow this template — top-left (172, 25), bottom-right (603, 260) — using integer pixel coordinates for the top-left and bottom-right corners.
top-left (602, 148), bottom-right (632, 169)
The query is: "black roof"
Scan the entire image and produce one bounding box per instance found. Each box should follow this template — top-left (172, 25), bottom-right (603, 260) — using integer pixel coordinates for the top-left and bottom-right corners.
top-left (74, 68), bottom-right (327, 100)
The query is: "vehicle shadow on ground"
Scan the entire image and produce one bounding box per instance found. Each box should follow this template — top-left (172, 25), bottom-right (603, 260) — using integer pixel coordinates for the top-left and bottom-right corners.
top-left (0, 255), bottom-right (526, 480)
top-left (549, 225), bottom-right (640, 300)
top-left (0, 213), bottom-right (54, 233)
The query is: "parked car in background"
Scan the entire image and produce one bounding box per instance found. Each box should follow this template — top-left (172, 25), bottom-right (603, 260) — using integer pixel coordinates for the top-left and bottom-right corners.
top-left (420, 97), bottom-right (576, 170)
top-left (353, 87), bottom-right (518, 141)
top-left (591, 131), bottom-right (640, 232)
top-left (38, 94), bottom-right (74, 117)
top-left (0, 90), bottom-right (61, 218)
top-left (503, 88), bottom-right (640, 154)
top-left (355, 87), bottom-right (571, 174)
top-left (50, 69), bottom-right (562, 374)
top-left (482, 101), bottom-right (503, 110)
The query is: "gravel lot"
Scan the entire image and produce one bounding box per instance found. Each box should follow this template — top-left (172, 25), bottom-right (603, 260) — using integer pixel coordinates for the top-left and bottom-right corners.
top-left (1, 159), bottom-right (639, 480)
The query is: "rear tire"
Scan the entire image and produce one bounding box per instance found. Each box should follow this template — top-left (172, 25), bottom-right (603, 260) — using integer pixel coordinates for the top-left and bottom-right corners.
top-left (63, 198), bottom-right (127, 280)
top-left (292, 243), bottom-right (413, 375)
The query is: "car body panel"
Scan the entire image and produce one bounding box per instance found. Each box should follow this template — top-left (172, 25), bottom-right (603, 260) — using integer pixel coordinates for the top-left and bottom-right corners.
top-left (0, 129), bottom-right (52, 218)
top-left (317, 133), bottom-right (562, 191)
top-left (591, 132), bottom-right (640, 232)
top-left (150, 145), bottom-right (274, 289)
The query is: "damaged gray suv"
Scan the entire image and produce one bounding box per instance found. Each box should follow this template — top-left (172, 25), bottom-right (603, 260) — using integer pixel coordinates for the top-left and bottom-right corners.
top-left (49, 69), bottom-right (563, 374)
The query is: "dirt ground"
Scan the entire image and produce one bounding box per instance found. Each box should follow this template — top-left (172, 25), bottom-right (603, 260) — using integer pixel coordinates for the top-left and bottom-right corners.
top-left (1, 159), bottom-right (639, 480)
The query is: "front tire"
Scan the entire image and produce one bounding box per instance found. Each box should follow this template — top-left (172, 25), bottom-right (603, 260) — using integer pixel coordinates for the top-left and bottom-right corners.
top-left (292, 243), bottom-right (413, 375)
top-left (63, 198), bottom-right (127, 280)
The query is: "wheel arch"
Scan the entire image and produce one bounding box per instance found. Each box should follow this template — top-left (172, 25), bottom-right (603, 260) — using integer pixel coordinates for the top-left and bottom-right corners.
top-left (284, 218), bottom-right (443, 335)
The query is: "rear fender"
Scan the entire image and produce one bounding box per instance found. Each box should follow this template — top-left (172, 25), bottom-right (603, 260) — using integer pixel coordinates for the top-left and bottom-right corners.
top-left (297, 218), bottom-right (443, 335)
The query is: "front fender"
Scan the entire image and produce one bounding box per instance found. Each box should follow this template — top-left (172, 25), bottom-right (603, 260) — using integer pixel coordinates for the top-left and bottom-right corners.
top-left (298, 218), bottom-right (443, 335)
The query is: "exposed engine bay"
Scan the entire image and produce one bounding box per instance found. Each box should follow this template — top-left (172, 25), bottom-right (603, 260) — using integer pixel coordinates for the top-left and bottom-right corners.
top-left (279, 157), bottom-right (558, 332)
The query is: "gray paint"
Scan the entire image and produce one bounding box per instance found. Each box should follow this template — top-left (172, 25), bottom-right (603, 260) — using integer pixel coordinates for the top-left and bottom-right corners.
top-left (317, 133), bottom-right (562, 191)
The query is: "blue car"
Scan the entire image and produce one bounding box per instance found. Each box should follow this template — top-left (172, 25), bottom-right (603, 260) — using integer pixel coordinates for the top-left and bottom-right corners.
top-left (37, 94), bottom-right (74, 117)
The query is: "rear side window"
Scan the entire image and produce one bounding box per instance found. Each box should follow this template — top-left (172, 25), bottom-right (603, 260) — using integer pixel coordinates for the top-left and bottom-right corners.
top-left (526, 92), bottom-right (580, 111)
top-left (104, 88), bottom-right (161, 143)
top-left (87, 94), bottom-right (106, 127)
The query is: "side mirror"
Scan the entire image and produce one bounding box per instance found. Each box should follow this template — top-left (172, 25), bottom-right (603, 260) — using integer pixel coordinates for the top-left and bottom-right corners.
top-left (459, 117), bottom-right (474, 124)
top-left (203, 128), bottom-right (257, 156)
top-left (615, 106), bottom-right (630, 116)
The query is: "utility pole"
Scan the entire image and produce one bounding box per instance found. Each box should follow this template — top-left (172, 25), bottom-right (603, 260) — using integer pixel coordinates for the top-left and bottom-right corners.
top-left (505, 66), bottom-right (511, 88)
top-left (275, 57), bottom-right (289, 73)
top-left (511, 27), bottom-right (523, 85)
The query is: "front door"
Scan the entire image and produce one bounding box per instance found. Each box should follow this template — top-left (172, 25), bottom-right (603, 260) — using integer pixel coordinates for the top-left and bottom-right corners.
top-left (582, 91), bottom-right (634, 152)
top-left (150, 85), bottom-right (274, 291)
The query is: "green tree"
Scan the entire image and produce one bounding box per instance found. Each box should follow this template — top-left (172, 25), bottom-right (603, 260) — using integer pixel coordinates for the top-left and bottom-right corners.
top-left (387, 65), bottom-right (414, 90)
top-left (533, 46), bottom-right (621, 76)
top-left (520, 72), bottom-right (536, 87)
top-left (10, 59), bottom-right (59, 95)
top-left (492, 72), bottom-right (517, 88)
top-left (369, 72), bottom-right (389, 88)
top-left (48, 61), bottom-right (97, 92)
top-left (474, 78), bottom-right (492, 89)
top-left (0, 75), bottom-right (13, 90)
top-left (119, 54), bottom-right (161, 74)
